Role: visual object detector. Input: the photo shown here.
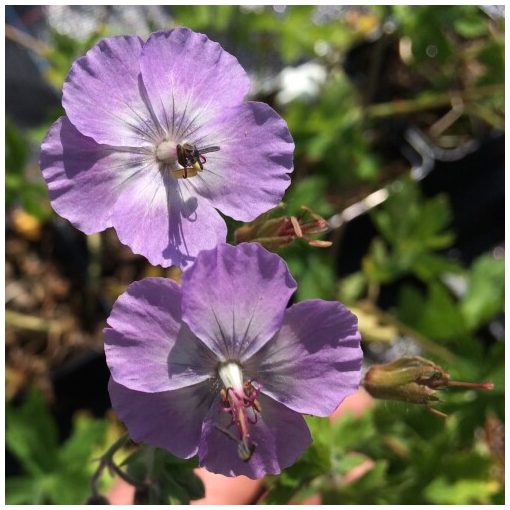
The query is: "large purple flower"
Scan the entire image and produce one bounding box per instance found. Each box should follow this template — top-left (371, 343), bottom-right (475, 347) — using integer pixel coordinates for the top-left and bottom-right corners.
top-left (40, 28), bottom-right (293, 267)
top-left (104, 243), bottom-right (362, 478)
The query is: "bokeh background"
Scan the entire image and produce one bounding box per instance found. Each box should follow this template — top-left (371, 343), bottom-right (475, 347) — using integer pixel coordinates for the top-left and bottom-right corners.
top-left (5, 5), bottom-right (504, 504)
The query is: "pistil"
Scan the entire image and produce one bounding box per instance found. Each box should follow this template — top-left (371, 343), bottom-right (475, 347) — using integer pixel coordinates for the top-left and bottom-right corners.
top-left (218, 362), bottom-right (261, 462)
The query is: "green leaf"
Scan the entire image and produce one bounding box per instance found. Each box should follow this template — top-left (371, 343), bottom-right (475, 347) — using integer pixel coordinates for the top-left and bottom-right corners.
top-left (331, 411), bottom-right (377, 453)
top-left (425, 477), bottom-right (499, 504)
top-left (126, 447), bottom-right (204, 504)
top-left (6, 476), bottom-right (47, 504)
top-left (477, 39), bottom-right (504, 86)
top-left (290, 250), bottom-right (337, 300)
top-left (363, 238), bottom-right (401, 284)
top-left (59, 414), bottom-right (107, 469)
top-left (284, 176), bottom-right (335, 218)
top-left (372, 181), bottom-right (453, 254)
top-left (264, 442), bottom-right (331, 503)
top-left (322, 460), bottom-right (389, 504)
top-left (396, 285), bottom-right (425, 326)
top-left (6, 389), bottom-right (59, 476)
top-left (6, 117), bottom-right (29, 175)
top-left (392, 6), bottom-right (455, 64)
top-left (415, 283), bottom-right (467, 342)
top-left (6, 388), bottom-right (111, 504)
top-left (412, 252), bottom-right (463, 282)
top-left (460, 254), bottom-right (504, 330)
top-left (338, 271), bottom-right (367, 303)
top-left (454, 17), bottom-right (488, 39)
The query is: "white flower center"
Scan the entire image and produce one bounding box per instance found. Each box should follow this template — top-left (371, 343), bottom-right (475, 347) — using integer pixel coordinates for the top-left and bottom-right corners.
top-left (155, 140), bottom-right (177, 164)
top-left (218, 361), bottom-right (244, 392)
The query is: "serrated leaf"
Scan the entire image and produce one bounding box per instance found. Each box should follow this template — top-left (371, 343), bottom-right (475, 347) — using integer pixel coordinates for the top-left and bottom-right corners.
top-left (414, 283), bottom-right (467, 342)
top-left (412, 252), bottom-right (463, 282)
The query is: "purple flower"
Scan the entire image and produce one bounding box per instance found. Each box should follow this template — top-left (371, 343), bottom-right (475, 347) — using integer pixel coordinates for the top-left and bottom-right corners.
top-left (104, 243), bottom-right (362, 478)
top-left (40, 28), bottom-right (294, 268)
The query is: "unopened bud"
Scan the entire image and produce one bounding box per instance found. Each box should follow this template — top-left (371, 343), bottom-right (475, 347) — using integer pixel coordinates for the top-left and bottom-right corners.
top-left (363, 356), bottom-right (493, 415)
top-left (234, 206), bottom-right (331, 250)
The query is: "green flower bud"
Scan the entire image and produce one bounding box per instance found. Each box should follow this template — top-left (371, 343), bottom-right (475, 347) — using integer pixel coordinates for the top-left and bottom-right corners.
top-left (363, 356), bottom-right (493, 416)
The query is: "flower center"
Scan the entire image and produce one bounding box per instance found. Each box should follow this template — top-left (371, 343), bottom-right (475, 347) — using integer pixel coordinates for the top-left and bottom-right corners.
top-left (156, 140), bottom-right (218, 180)
top-left (155, 139), bottom-right (177, 164)
top-left (155, 139), bottom-right (200, 180)
top-left (217, 362), bottom-right (261, 462)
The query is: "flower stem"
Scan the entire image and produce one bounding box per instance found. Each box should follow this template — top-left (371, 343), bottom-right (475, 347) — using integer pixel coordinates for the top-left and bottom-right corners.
top-left (5, 24), bottom-right (51, 56)
top-left (365, 84), bottom-right (504, 119)
top-left (447, 380), bottom-right (494, 390)
top-left (89, 433), bottom-right (131, 498)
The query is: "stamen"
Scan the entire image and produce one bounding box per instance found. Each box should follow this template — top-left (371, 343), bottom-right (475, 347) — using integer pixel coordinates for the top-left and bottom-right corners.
top-left (217, 363), bottom-right (261, 462)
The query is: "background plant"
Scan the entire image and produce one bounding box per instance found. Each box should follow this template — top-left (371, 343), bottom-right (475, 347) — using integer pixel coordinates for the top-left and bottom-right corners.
top-left (5, 5), bottom-right (504, 504)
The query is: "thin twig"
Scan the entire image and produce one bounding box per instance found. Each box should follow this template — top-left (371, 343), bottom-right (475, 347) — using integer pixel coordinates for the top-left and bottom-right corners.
top-left (5, 24), bottom-right (51, 56)
top-left (5, 309), bottom-right (63, 334)
top-left (365, 84), bottom-right (504, 119)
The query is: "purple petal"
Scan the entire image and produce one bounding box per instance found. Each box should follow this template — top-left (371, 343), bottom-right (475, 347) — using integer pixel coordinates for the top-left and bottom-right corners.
top-left (110, 172), bottom-right (227, 268)
top-left (62, 35), bottom-right (161, 147)
top-left (105, 277), bottom-right (218, 392)
top-left (40, 116), bottom-right (150, 234)
top-left (198, 393), bottom-right (311, 478)
top-left (109, 378), bottom-right (214, 459)
top-left (104, 278), bottom-right (194, 392)
top-left (140, 28), bottom-right (250, 135)
top-left (167, 322), bottom-right (219, 388)
top-left (187, 101), bottom-right (294, 221)
top-left (181, 243), bottom-right (297, 362)
top-left (245, 300), bottom-right (362, 417)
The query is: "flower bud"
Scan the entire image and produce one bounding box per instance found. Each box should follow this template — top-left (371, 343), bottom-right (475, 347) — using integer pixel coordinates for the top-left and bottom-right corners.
top-left (234, 206), bottom-right (332, 250)
top-left (363, 356), bottom-right (493, 415)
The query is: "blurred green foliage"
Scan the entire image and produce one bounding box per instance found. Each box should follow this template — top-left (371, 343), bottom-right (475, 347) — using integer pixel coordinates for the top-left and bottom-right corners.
top-left (5, 4), bottom-right (504, 506)
top-left (5, 390), bottom-right (109, 504)
top-left (265, 399), bottom-right (502, 504)
top-left (6, 118), bottom-right (52, 220)
top-left (125, 446), bottom-right (205, 504)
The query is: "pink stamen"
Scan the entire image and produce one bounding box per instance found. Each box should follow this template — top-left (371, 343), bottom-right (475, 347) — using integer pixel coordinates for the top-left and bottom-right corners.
top-left (220, 380), bottom-right (261, 461)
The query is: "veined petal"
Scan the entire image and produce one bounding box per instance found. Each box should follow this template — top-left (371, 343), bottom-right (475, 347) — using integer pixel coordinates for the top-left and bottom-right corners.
top-left (63, 35), bottom-right (161, 147)
top-left (245, 300), bottom-right (362, 417)
top-left (167, 322), bottom-right (219, 388)
top-left (104, 278), bottom-right (203, 393)
top-left (40, 116), bottom-right (150, 234)
top-left (181, 243), bottom-right (297, 362)
top-left (140, 28), bottom-right (250, 136)
top-left (198, 393), bottom-right (311, 479)
top-left (111, 171), bottom-right (227, 268)
top-left (187, 101), bottom-right (294, 221)
top-left (109, 379), bottom-right (214, 459)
